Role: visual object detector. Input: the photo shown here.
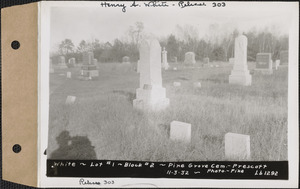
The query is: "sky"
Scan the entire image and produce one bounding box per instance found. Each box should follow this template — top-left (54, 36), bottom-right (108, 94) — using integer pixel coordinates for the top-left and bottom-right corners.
top-left (49, 1), bottom-right (297, 52)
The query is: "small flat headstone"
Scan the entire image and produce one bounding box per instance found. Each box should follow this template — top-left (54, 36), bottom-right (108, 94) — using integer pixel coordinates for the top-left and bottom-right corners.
top-left (65, 96), bottom-right (76, 105)
top-left (173, 67), bottom-right (177, 71)
top-left (193, 82), bottom-right (201, 88)
top-left (67, 72), bottom-right (71, 78)
top-left (225, 132), bottom-right (250, 160)
top-left (173, 82), bottom-right (181, 87)
top-left (170, 121), bottom-right (191, 143)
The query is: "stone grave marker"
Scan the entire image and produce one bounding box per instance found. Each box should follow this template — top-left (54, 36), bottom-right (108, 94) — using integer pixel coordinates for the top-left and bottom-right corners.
top-left (280, 50), bottom-right (288, 65)
top-left (122, 56), bottom-right (130, 64)
top-left (133, 38), bottom-right (170, 111)
top-left (68, 57), bottom-right (76, 65)
top-left (66, 72), bottom-right (71, 78)
top-left (255, 53), bottom-right (273, 75)
top-left (229, 34), bottom-right (252, 86)
top-left (83, 52), bottom-right (94, 65)
top-left (184, 52), bottom-right (196, 64)
top-left (170, 121), bottom-right (191, 143)
top-left (225, 132), bottom-right (250, 160)
top-left (203, 57), bottom-right (209, 64)
top-left (275, 59), bottom-right (280, 70)
top-left (93, 58), bottom-right (98, 64)
top-left (161, 47), bottom-right (169, 70)
top-left (173, 82), bottom-right (181, 87)
top-left (80, 52), bottom-right (99, 79)
top-left (173, 67), bottom-right (177, 71)
top-left (193, 82), bottom-right (201, 88)
top-left (65, 96), bottom-right (76, 105)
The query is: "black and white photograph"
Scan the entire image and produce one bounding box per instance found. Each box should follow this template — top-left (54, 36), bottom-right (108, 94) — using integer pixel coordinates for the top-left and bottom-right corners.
top-left (38, 1), bottom-right (298, 187)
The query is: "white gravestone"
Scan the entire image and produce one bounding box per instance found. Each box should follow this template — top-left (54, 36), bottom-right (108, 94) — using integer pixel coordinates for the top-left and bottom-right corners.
top-left (275, 59), bottom-right (280, 70)
top-left (68, 57), bottom-right (76, 65)
top-left (133, 38), bottom-right (170, 111)
top-left (122, 56), bottom-right (130, 64)
top-left (66, 72), bottom-right (71, 78)
top-left (81, 52), bottom-right (99, 79)
top-left (229, 35), bottom-right (252, 86)
top-left (65, 96), bottom-right (76, 105)
top-left (161, 47), bottom-right (169, 70)
top-left (173, 67), bottom-right (177, 71)
top-left (255, 53), bottom-right (273, 75)
top-left (225, 132), bottom-right (250, 160)
top-left (184, 52), bottom-right (196, 64)
top-left (193, 82), bottom-right (201, 88)
top-left (93, 58), bottom-right (98, 64)
top-left (170, 121), bottom-right (191, 143)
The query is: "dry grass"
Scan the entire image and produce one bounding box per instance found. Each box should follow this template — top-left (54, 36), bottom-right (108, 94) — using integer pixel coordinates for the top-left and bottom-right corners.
top-left (48, 62), bottom-right (288, 161)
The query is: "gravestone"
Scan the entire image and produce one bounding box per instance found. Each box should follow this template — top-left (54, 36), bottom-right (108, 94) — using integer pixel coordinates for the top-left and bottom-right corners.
top-left (170, 121), bottom-right (191, 143)
top-left (173, 67), bottom-right (177, 71)
top-left (80, 52), bottom-right (99, 79)
top-left (93, 58), bottom-right (98, 64)
top-left (67, 72), bottom-right (71, 78)
top-left (229, 58), bottom-right (234, 64)
top-left (184, 52), bottom-right (196, 64)
top-left (225, 132), bottom-right (250, 160)
top-left (229, 34), bottom-right (252, 86)
top-left (161, 47), bottom-right (169, 70)
top-left (173, 82), bottom-right (181, 87)
top-left (280, 50), bottom-right (288, 65)
top-left (275, 59), bottom-right (280, 70)
top-left (133, 38), bottom-right (170, 111)
top-left (122, 56), bottom-right (130, 64)
top-left (83, 52), bottom-right (93, 65)
top-left (193, 82), bottom-right (201, 88)
top-left (68, 57), bottom-right (76, 65)
top-left (65, 96), bottom-right (76, 105)
top-left (203, 57), bottom-right (209, 64)
top-left (49, 59), bottom-right (54, 73)
top-left (255, 53), bottom-right (273, 75)
top-left (56, 56), bottom-right (68, 69)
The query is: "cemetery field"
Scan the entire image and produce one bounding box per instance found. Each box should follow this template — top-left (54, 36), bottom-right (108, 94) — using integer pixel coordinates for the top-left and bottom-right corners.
top-left (48, 62), bottom-right (288, 161)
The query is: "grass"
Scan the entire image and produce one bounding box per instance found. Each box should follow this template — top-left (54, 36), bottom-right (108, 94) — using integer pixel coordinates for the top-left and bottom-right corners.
top-left (48, 61), bottom-right (288, 161)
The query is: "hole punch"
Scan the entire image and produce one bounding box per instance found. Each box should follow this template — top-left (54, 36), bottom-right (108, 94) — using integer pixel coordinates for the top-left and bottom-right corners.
top-left (12, 144), bottom-right (22, 153)
top-left (11, 40), bottom-right (20, 50)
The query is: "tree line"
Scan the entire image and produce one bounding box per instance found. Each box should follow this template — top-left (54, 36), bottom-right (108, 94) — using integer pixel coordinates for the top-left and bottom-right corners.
top-left (51, 22), bottom-right (288, 64)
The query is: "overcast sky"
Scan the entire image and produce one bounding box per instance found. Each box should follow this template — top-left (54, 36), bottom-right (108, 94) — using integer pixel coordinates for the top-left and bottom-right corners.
top-left (50, 1), bottom-right (296, 51)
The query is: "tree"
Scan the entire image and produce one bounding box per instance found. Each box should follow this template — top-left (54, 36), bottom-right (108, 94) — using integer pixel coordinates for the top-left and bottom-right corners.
top-left (59, 39), bottom-right (75, 55)
top-left (128, 22), bottom-right (144, 47)
top-left (166, 35), bottom-right (180, 61)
